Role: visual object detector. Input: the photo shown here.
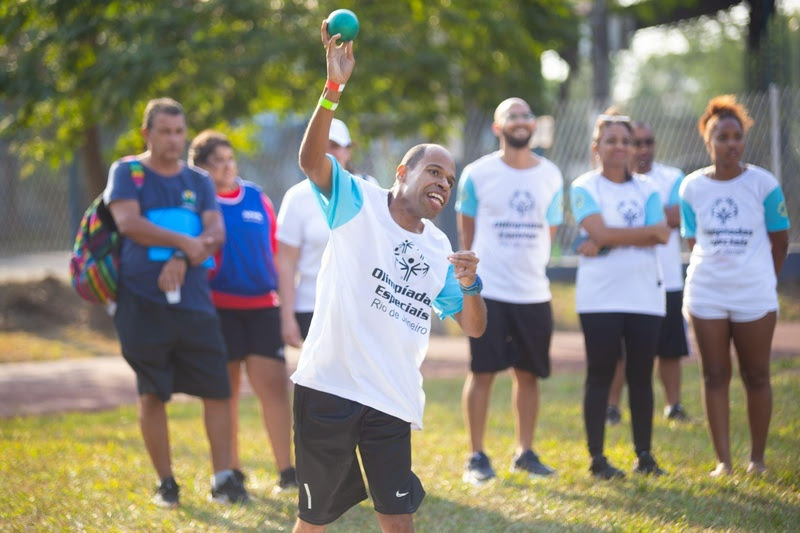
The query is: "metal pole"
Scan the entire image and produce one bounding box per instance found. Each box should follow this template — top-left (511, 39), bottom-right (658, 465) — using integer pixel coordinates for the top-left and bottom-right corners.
top-left (768, 82), bottom-right (781, 183)
top-left (69, 156), bottom-right (81, 238)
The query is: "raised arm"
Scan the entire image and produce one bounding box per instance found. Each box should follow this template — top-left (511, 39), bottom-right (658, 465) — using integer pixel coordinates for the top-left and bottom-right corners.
top-left (449, 250), bottom-right (487, 338)
top-left (298, 20), bottom-right (355, 197)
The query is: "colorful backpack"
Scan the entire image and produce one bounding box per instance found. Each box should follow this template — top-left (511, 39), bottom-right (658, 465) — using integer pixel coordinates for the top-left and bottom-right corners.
top-left (69, 157), bottom-right (144, 304)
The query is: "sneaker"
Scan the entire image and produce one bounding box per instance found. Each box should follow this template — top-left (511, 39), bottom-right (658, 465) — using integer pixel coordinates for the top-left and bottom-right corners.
top-left (463, 451), bottom-right (496, 485)
top-left (154, 476), bottom-right (180, 508)
top-left (590, 455), bottom-right (625, 480)
top-left (210, 473), bottom-right (250, 504)
top-left (232, 468), bottom-right (246, 485)
top-left (664, 403), bottom-right (690, 422)
top-left (511, 449), bottom-right (556, 477)
top-left (606, 405), bottom-right (621, 425)
top-left (632, 451), bottom-right (666, 476)
top-left (277, 466), bottom-right (298, 491)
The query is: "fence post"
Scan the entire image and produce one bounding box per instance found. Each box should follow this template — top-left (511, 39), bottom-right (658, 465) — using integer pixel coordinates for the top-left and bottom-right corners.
top-left (768, 83), bottom-right (782, 183)
top-left (69, 157), bottom-right (81, 238)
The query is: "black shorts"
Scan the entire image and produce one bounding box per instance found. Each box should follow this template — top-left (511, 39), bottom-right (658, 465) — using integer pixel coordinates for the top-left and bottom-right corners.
top-left (656, 291), bottom-right (690, 359)
top-left (114, 284), bottom-right (230, 402)
top-left (296, 312), bottom-right (313, 339)
top-left (293, 385), bottom-right (425, 526)
top-left (468, 299), bottom-right (553, 377)
top-left (217, 307), bottom-right (285, 362)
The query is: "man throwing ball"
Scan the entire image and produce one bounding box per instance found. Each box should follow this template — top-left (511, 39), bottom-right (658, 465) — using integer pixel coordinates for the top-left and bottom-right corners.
top-left (291, 19), bottom-right (487, 533)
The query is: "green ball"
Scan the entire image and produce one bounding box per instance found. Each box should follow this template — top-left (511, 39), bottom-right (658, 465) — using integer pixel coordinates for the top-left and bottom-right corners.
top-left (327, 9), bottom-right (359, 43)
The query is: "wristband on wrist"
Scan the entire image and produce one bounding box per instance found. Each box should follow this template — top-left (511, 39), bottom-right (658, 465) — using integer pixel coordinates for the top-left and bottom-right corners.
top-left (460, 274), bottom-right (483, 296)
top-left (172, 250), bottom-right (188, 263)
top-left (325, 79), bottom-right (345, 92)
top-left (318, 96), bottom-right (338, 111)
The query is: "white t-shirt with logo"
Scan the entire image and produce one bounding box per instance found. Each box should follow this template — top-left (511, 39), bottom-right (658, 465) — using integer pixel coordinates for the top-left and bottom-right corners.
top-left (679, 165), bottom-right (790, 313)
top-left (290, 156), bottom-right (464, 430)
top-left (276, 181), bottom-right (330, 312)
top-left (570, 170), bottom-right (666, 316)
top-left (647, 163), bottom-right (686, 291)
top-left (455, 152), bottom-right (564, 303)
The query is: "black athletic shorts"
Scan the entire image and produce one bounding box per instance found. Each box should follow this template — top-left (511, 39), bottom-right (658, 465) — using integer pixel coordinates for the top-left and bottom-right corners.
top-left (113, 284), bottom-right (230, 402)
top-left (293, 385), bottom-right (425, 526)
top-left (656, 291), bottom-right (690, 359)
top-left (468, 298), bottom-right (553, 377)
top-left (217, 307), bottom-right (285, 362)
top-left (296, 312), bottom-right (313, 339)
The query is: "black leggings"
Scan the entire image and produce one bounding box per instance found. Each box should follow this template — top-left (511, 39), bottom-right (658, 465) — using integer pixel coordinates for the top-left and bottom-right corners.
top-left (580, 312), bottom-right (663, 457)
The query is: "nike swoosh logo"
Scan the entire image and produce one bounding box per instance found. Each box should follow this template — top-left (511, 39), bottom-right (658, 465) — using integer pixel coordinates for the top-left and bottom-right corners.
top-left (396, 490), bottom-right (409, 497)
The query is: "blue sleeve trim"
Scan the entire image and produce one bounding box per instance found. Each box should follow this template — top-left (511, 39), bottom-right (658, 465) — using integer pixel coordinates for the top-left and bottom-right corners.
top-left (680, 198), bottom-right (696, 238)
top-left (455, 173), bottom-right (478, 216)
top-left (667, 173), bottom-right (685, 206)
top-left (309, 154), bottom-right (363, 229)
top-left (546, 188), bottom-right (564, 226)
top-left (644, 192), bottom-right (665, 225)
top-left (764, 185), bottom-right (791, 232)
top-left (432, 264), bottom-right (464, 320)
top-left (569, 185), bottom-right (600, 224)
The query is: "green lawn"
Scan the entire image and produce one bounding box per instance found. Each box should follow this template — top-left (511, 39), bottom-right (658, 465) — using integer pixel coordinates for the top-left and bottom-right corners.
top-left (2, 359), bottom-right (799, 531)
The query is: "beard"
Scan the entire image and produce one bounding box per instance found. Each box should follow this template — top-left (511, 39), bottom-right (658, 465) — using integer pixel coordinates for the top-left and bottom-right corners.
top-left (502, 130), bottom-right (532, 149)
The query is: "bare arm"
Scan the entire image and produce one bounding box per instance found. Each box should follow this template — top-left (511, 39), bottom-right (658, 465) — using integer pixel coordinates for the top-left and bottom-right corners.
top-left (298, 21), bottom-right (355, 196)
top-left (580, 213), bottom-right (670, 248)
top-left (665, 204), bottom-right (680, 229)
top-left (448, 250), bottom-right (487, 338)
top-left (277, 242), bottom-right (303, 348)
top-left (458, 214), bottom-right (475, 250)
top-left (686, 237), bottom-right (696, 252)
top-left (768, 230), bottom-right (789, 277)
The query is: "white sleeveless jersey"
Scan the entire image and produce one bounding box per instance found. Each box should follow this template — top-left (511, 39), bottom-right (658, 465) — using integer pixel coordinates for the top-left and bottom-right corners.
top-left (455, 152), bottom-right (564, 303)
top-left (679, 165), bottom-right (790, 312)
top-left (570, 170), bottom-right (666, 316)
top-left (647, 163), bottom-right (685, 291)
top-left (291, 156), bottom-right (464, 430)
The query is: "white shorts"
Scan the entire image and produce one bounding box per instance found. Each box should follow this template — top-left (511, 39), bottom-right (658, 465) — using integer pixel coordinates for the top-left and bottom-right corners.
top-left (684, 303), bottom-right (776, 323)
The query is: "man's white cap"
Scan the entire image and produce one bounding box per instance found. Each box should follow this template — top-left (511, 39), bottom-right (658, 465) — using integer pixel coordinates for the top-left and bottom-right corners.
top-left (328, 118), bottom-right (352, 147)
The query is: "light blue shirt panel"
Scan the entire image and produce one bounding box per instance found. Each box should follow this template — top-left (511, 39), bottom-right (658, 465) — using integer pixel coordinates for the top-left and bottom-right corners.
top-left (309, 154), bottom-right (364, 230)
top-left (680, 198), bottom-right (697, 238)
top-left (569, 185), bottom-right (601, 224)
top-left (432, 264), bottom-right (464, 320)
top-left (455, 174), bottom-right (478, 217)
top-left (644, 192), bottom-right (665, 225)
top-left (764, 186), bottom-right (791, 232)
top-left (546, 188), bottom-right (564, 226)
top-left (667, 174), bottom-right (685, 206)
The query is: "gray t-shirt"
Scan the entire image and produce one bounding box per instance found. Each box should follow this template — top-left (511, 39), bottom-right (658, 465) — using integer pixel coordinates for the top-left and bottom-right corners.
top-left (103, 158), bottom-right (219, 313)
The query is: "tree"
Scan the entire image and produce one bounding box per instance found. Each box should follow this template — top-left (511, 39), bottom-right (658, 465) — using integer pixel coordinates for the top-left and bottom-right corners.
top-left (1, 0), bottom-right (579, 199)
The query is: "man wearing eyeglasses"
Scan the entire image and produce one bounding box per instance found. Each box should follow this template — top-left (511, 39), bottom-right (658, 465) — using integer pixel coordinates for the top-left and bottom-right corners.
top-left (456, 97), bottom-right (564, 484)
top-left (606, 121), bottom-right (691, 426)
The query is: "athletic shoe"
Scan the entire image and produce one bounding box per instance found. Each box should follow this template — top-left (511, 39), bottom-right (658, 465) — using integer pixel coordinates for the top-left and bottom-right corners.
top-left (590, 455), bottom-right (625, 480)
top-left (210, 473), bottom-right (250, 504)
top-left (232, 469), bottom-right (246, 485)
top-left (632, 451), bottom-right (666, 476)
top-left (511, 449), bottom-right (556, 477)
top-left (278, 466), bottom-right (298, 491)
top-left (606, 405), bottom-right (622, 425)
top-left (664, 403), bottom-right (690, 422)
top-left (154, 476), bottom-right (180, 508)
top-left (463, 451), bottom-right (496, 485)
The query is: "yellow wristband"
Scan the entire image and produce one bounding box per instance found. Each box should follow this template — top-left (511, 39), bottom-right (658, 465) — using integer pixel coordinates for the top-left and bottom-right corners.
top-left (318, 96), bottom-right (338, 111)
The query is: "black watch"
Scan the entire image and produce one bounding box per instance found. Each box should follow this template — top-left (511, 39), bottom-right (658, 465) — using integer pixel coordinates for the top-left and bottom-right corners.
top-left (172, 250), bottom-right (188, 263)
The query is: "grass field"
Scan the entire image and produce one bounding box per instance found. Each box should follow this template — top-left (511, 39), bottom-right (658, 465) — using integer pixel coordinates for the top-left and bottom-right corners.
top-left (2, 358), bottom-right (799, 532)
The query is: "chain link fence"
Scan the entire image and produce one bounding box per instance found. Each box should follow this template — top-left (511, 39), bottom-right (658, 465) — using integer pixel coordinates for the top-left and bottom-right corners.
top-left (2, 88), bottom-right (798, 261)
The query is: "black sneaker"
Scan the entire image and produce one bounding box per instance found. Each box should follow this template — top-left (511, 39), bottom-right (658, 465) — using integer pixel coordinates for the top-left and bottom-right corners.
top-left (511, 449), bottom-right (556, 477)
top-left (664, 403), bottom-right (690, 422)
top-left (606, 405), bottom-right (621, 425)
top-left (590, 455), bottom-right (625, 480)
top-left (277, 466), bottom-right (298, 491)
top-left (463, 451), bottom-right (496, 485)
top-left (632, 451), bottom-right (666, 476)
top-left (210, 473), bottom-right (250, 504)
top-left (232, 469), bottom-right (246, 485)
top-left (154, 476), bottom-right (180, 508)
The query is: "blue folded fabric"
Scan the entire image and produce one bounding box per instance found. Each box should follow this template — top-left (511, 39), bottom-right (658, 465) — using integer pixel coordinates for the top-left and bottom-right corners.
top-left (146, 207), bottom-right (215, 268)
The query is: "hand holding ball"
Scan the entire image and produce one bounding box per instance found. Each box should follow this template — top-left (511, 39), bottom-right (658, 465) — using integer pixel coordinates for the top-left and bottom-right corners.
top-left (327, 9), bottom-right (359, 44)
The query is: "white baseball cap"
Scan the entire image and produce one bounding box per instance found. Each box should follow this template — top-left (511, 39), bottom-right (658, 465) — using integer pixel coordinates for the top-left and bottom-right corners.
top-left (328, 118), bottom-right (352, 147)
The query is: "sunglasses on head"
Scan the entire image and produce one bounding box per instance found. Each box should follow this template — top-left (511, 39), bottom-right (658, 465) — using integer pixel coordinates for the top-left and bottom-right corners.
top-left (598, 114), bottom-right (631, 123)
top-left (504, 112), bottom-right (535, 122)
